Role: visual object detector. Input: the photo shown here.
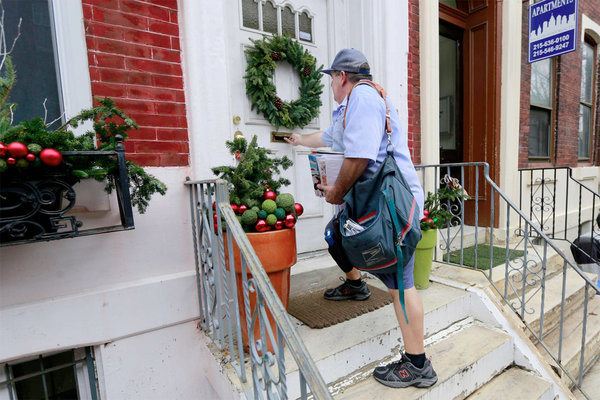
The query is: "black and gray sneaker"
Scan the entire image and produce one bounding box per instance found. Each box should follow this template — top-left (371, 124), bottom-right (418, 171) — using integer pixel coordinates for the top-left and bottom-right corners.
top-left (373, 353), bottom-right (438, 388)
top-left (323, 277), bottom-right (371, 301)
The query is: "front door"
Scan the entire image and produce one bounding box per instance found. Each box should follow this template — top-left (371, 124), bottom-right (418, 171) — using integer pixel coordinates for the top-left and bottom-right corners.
top-left (226, 0), bottom-right (332, 253)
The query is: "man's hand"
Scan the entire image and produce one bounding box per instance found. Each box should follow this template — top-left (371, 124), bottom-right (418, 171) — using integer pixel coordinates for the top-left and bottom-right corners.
top-left (320, 158), bottom-right (370, 205)
top-left (317, 183), bottom-right (344, 204)
top-left (284, 133), bottom-right (302, 146)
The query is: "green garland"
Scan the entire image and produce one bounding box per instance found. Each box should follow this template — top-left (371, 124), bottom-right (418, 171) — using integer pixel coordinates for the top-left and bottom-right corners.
top-left (244, 35), bottom-right (324, 130)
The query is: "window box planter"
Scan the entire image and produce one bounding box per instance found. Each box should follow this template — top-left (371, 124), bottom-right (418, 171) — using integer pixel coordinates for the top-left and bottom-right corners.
top-left (0, 142), bottom-right (134, 246)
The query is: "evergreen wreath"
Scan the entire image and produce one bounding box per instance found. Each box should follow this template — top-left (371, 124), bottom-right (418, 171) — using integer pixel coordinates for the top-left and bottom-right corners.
top-left (244, 34), bottom-right (324, 130)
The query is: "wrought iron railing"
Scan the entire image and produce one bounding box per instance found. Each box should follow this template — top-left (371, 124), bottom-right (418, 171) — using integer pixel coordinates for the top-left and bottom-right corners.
top-left (519, 167), bottom-right (600, 265)
top-left (416, 162), bottom-right (599, 399)
top-left (185, 178), bottom-right (332, 400)
top-left (0, 137), bottom-right (134, 246)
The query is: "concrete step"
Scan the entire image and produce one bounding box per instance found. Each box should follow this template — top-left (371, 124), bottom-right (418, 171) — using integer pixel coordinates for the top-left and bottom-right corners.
top-left (535, 293), bottom-right (600, 388)
top-left (335, 324), bottom-right (513, 399)
top-left (282, 264), bottom-right (473, 399)
top-left (576, 352), bottom-right (600, 400)
top-left (524, 270), bottom-right (598, 342)
top-left (466, 367), bottom-right (554, 400)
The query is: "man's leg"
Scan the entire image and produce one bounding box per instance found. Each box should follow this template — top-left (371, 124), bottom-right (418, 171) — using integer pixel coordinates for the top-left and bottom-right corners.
top-left (390, 287), bottom-right (424, 354)
top-left (323, 218), bottom-right (371, 301)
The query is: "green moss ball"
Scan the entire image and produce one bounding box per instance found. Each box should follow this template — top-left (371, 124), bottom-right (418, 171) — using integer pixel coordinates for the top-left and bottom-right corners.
top-left (241, 209), bottom-right (258, 225)
top-left (27, 143), bottom-right (42, 155)
top-left (266, 214), bottom-right (277, 226)
top-left (262, 199), bottom-right (277, 214)
top-left (257, 210), bottom-right (267, 219)
top-left (276, 193), bottom-right (295, 212)
top-left (274, 207), bottom-right (286, 220)
top-left (251, 206), bottom-right (260, 213)
top-left (15, 159), bottom-right (29, 168)
top-left (0, 159), bottom-right (7, 173)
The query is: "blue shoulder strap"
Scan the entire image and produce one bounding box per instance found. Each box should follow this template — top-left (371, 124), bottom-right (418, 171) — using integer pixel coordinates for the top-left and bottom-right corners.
top-left (382, 188), bottom-right (408, 324)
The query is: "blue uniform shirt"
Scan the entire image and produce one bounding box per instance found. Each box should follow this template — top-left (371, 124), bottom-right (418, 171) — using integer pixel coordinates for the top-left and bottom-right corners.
top-left (322, 83), bottom-right (424, 218)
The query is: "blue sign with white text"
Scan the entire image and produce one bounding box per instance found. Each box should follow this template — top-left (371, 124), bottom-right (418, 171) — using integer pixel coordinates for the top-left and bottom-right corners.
top-left (528, 0), bottom-right (578, 63)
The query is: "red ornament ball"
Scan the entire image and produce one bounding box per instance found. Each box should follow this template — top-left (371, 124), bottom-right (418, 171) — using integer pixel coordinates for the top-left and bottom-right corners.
top-left (294, 203), bottom-right (304, 217)
top-left (284, 213), bottom-right (296, 228)
top-left (255, 219), bottom-right (269, 232)
top-left (212, 201), bottom-right (216, 211)
top-left (264, 190), bottom-right (277, 201)
top-left (39, 148), bottom-right (63, 166)
top-left (234, 151), bottom-right (241, 160)
top-left (26, 153), bottom-right (36, 162)
top-left (423, 209), bottom-right (430, 217)
top-left (238, 204), bottom-right (248, 215)
top-left (0, 142), bottom-right (7, 157)
top-left (6, 157), bottom-right (16, 165)
top-left (213, 212), bottom-right (218, 223)
top-left (8, 142), bottom-right (28, 158)
top-left (230, 204), bottom-right (239, 214)
top-left (274, 220), bottom-right (284, 230)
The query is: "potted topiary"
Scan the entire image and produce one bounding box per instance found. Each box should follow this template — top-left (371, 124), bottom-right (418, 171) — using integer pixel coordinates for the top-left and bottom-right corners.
top-left (414, 179), bottom-right (469, 289)
top-left (211, 135), bottom-right (304, 351)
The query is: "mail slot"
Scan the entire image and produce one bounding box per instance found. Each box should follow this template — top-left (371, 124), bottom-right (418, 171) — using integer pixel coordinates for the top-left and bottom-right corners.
top-left (271, 131), bottom-right (291, 143)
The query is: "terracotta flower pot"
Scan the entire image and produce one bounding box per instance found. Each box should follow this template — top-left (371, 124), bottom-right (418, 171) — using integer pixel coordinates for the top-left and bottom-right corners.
top-left (414, 229), bottom-right (437, 289)
top-left (223, 228), bottom-right (297, 352)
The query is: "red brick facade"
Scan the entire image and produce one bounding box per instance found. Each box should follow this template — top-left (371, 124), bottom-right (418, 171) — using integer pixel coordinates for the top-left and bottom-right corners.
top-left (519, 0), bottom-right (600, 168)
top-left (82, 0), bottom-right (188, 167)
top-left (408, 0), bottom-right (421, 163)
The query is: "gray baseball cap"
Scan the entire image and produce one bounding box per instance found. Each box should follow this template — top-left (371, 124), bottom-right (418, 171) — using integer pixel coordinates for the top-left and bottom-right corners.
top-left (319, 48), bottom-right (371, 75)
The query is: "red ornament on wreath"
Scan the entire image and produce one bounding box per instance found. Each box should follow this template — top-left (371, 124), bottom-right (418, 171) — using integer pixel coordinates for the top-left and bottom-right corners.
top-left (7, 142), bottom-right (28, 158)
top-left (238, 204), bottom-right (248, 215)
top-left (284, 213), bottom-right (296, 228)
top-left (39, 148), bottom-right (63, 167)
top-left (0, 142), bottom-right (7, 157)
top-left (274, 220), bottom-right (284, 230)
top-left (26, 153), bottom-right (36, 162)
top-left (6, 157), bottom-right (16, 165)
top-left (294, 203), bottom-right (304, 217)
top-left (255, 219), bottom-right (268, 232)
top-left (264, 190), bottom-right (276, 201)
top-left (230, 204), bottom-right (239, 214)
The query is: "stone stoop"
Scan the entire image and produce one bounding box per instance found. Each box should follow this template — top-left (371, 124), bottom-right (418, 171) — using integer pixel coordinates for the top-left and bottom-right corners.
top-left (208, 254), bottom-right (573, 400)
top-left (523, 271), bottom-right (598, 340)
top-left (535, 294), bottom-right (600, 388)
top-left (466, 367), bottom-right (555, 400)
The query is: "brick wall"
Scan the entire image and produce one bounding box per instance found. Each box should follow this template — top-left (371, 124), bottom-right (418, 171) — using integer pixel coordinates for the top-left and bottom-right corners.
top-left (408, 0), bottom-right (421, 163)
top-left (519, 0), bottom-right (600, 168)
top-left (82, 0), bottom-right (188, 167)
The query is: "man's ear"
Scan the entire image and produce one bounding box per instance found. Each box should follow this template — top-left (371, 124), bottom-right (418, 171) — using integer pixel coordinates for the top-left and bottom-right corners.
top-left (340, 71), bottom-right (348, 85)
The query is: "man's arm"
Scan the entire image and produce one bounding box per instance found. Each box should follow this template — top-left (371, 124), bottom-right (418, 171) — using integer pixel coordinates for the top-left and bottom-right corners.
top-left (285, 132), bottom-right (325, 148)
top-left (318, 158), bottom-right (369, 204)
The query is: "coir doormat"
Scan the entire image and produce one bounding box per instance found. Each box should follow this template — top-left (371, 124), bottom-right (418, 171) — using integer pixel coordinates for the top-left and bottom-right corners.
top-left (288, 286), bottom-right (393, 329)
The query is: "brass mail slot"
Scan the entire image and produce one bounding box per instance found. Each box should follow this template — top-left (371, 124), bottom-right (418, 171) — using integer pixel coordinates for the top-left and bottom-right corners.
top-left (271, 131), bottom-right (291, 143)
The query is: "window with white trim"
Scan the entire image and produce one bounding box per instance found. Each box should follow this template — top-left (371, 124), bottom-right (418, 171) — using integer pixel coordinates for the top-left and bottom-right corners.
top-left (579, 38), bottom-right (596, 160)
top-left (4, 0), bottom-right (91, 133)
top-left (241, 0), bottom-right (313, 43)
top-left (529, 58), bottom-right (554, 159)
top-left (0, 348), bottom-right (99, 400)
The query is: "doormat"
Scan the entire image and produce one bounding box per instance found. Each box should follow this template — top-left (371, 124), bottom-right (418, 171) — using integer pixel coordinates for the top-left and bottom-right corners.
top-left (288, 286), bottom-right (393, 329)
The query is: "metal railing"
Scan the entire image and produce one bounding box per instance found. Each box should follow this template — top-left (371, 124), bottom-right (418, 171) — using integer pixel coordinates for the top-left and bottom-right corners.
top-left (185, 178), bottom-right (332, 400)
top-left (519, 167), bottom-right (600, 265)
top-left (416, 162), bottom-right (600, 399)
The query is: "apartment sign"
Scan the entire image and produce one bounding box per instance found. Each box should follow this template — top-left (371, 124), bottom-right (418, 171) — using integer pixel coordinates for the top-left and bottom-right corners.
top-left (528, 0), bottom-right (578, 63)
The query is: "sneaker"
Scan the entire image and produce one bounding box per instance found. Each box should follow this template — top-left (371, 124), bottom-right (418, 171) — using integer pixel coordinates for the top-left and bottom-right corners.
top-left (323, 277), bottom-right (371, 301)
top-left (373, 353), bottom-right (438, 388)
